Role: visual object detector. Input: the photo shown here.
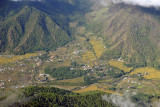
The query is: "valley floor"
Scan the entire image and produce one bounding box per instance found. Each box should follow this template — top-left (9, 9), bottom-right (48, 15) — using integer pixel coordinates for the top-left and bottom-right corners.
top-left (0, 30), bottom-right (160, 106)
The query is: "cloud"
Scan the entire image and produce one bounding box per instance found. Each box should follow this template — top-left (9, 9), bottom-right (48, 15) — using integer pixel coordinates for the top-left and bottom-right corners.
top-left (0, 92), bottom-right (35, 106)
top-left (99, 0), bottom-right (108, 6)
top-left (111, 0), bottom-right (160, 8)
top-left (102, 93), bottom-right (160, 107)
top-left (102, 94), bottom-right (136, 107)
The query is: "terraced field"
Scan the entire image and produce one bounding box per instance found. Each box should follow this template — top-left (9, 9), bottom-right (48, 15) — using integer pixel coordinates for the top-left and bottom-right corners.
top-left (50, 85), bottom-right (78, 90)
top-left (74, 84), bottom-right (120, 95)
top-left (130, 67), bottom-right (160, 79)
top-left (109, 60), bottom-right (133, 73)
top-left (89, 37), bottom-right (105, 58)
top-left (0, 53), bottom-right (38, 65)
top-left (82, 51), bottom-right (96, 65)
top-left (55, 76), bottom-right (84, 83)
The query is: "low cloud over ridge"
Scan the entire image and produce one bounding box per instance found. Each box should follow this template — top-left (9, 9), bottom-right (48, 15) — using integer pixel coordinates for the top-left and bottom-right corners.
top-left (111, 0), bottom-right (160, 8)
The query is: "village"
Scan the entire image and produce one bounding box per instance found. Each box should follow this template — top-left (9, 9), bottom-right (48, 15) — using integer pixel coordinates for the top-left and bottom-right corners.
top-left (0, 35), bottom-right (160, 97)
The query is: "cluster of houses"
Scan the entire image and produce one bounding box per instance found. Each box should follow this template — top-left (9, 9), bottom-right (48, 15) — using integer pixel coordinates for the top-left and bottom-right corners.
top-left (80, 86), bottom-right (87, 89)
top-left (26, 56), bottom-right (41, 63)
top-left (73, 50), bottom-right (80, 54)
top-left (0, 78), bottom-right (13, 89)
top-left (0, 54), bottom-right (46, 89)
top-left (15, 85), bottom-right (25, 89)
top-left (0, 80), bottom-right (5, 89)
top-left (37, 60), bottom-right (43, 66)
top-left (137, 72), bottom-right (150, 77)
top-left (82, 65), bottom-right (92, 71)
top-left (34, 57), bottom-right (41, 62)
top-left (127, 79), bottom-right (142, 86)
top-left (73, 48), bottom-right (86, 54)
top-left (19, 64), bottom-right (26, 66)
top-left (26, 56), bottom-right (37, 61)
top-left (125, 90), bottom-right (137, 95)
top-left (0, 66), bottom-right (15, 72)
top-left (0, 55), bottom-right (14, 58)
top-left (123, 77), bottom-right (142, 86)
top-left (118, 57), bottom-right (123, 62)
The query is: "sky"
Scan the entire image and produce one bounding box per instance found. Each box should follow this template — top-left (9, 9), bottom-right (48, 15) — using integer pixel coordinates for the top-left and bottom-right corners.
top-left (111, 0), bottom-right (160, 8)
top-left (8, 0), bottom-right (160, 9)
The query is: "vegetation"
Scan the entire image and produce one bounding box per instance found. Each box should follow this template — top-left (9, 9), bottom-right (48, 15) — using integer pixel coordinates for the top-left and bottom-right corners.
top-left (107, 67), bottom-right (125, 78)
top-left (89, 37), bottom-right (105, 58)
top-left (71, 61), bottom-right (80, 67)
top-left (22, 86), bottom-right (74, 97)
top-left (39, 53), bottom-right (49, 61)
top-left (84, 76), bottom-right (98, 85)
top-left (55, 76), bottom-right (84, 84)
top-left (0, 53), bottom-right (37, 65)
top-left (0, 0), bottom-right (91, 54)
top-left (0, 5), bottom-right (73, 54)
top-left (130, 67), bottom-right (160, 79)
top-left (131, 93), bottom-right (153, 104)
top-left (74, 85), bottom-right (119, 95)
top-left (45, 66), bottom-right (90, 80)
top-left (82, 51), bottom-right (96, 65)
top-left (108, 60), bottom-right (133, 73)
top-left (86, 2), bottom-right (160, 69)
top-left (96, 72), bottom-right (106, 77)
top-left (15, 86), bottom-right (114, 107)
top-left (109, 87), bottom-right (116, 91)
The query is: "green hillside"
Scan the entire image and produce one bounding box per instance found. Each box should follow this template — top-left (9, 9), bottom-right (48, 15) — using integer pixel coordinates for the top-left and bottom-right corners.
top-left (12, 86), bottom-right (113, 107)
top-left (0, 0), bottom-right (91, 54)
top-left (1, 0), bottom-right (160, 68)
top-left (0, 6), bottom-right (72, 54)
top-left (86, 3), bottom-right (160, 68)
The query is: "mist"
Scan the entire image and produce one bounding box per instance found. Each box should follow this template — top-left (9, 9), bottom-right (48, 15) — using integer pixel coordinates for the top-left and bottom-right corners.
top-left (111, 0), bottom-right (160, 8)
top-left (102, 94), bottom-right (136, 107)
top-left (0, 92), bottom-right (35, 106)
top-left (102, 94), bottom-right (160, 107)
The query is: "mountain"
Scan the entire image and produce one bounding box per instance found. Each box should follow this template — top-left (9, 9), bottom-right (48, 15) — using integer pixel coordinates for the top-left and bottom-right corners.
top-left (1, 0), bottom-right (160, 68)
top-left (1, 1), bottom-right (160, 106)
top-left (0, 0), bottom-right (90, 54)
top-left (86, 2), bottom-right (160, 68)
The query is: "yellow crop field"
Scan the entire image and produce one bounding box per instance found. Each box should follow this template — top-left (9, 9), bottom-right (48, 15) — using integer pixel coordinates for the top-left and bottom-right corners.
top-left (55, 76), bottom-right (84, 83)
top-left (130, 67), bottom-right (160, 79)
top-left (82, 51), bottom-right (96, 65)
top-left (89, 38), bottom-right (105, 58)
top-left (51, 85), bottom-right (78, 90)
top-left (74, 85), bottom-right (120, 95)
top-left (0, 53), bottom-right (37, 65)
top-left (109, 60), bottom-right (133, 73)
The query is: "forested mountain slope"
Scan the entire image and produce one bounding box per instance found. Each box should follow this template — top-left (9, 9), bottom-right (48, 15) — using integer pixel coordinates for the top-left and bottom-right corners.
top-left (87, 3), bottom-right (160, 68)
top-left (1, 0), bottom-right (160, 68)
top-left (0, 0), bottom-right (90, 54)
